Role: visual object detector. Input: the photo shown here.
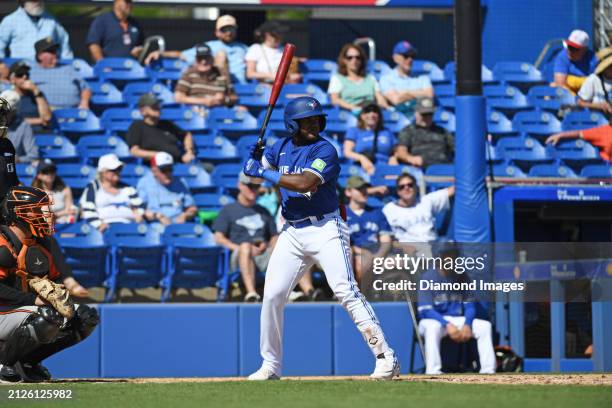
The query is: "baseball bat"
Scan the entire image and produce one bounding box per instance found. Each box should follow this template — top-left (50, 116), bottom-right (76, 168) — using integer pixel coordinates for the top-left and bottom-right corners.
top-left (252, 43), bottom-right (296, 160)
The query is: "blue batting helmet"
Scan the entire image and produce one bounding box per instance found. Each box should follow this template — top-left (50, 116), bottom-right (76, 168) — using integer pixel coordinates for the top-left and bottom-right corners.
top-left (284, 96), bottom-right (327, 136)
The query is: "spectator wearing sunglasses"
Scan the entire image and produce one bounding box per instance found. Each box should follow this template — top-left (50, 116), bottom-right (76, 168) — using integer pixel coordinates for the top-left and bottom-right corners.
top-left (328, 43), bottom-right (388, 112)
top-left (553, 29), bottom-right (598, 95)
top-left (9, 61), bottom-right (51, 129)
top-left (31, 158), bottom-right (77, 224)
top-left (79, 153), bottom-right (144, 232)
top-left (380, 41), bottom-right (434, 122)
top-left (137, 151), bottom-right (197, 226)
top-left (382, 173), bottom-right (454, 243)
top-left (392, 97), bottom-right (454, 168)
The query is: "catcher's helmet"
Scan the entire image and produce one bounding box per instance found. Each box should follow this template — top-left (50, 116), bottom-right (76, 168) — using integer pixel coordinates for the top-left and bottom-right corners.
top-left (1, 186), bottom-right (55, 237)
top-left (284, 96), bottom-right (327, 136)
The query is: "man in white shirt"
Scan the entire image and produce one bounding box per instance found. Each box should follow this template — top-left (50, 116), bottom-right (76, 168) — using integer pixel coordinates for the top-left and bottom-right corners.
top-left (577, 47), bottom-right (612, 115)
top-left (382, 173), bottom-right (454, 243)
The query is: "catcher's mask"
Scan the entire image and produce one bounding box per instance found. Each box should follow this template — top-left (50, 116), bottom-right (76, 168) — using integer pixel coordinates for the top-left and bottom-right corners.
top-left (1, 186), bottom-right (55, 237)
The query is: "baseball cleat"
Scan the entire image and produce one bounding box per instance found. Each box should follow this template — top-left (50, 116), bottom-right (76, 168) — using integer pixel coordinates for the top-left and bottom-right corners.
top-left (370, 352), bottom-right (400, 380)
top-left (248, 366), bottom-right (280, 381)
top-left (17, 362), bottom-right (52, 383)
top-left (0, 364), bottom-right (23, 383)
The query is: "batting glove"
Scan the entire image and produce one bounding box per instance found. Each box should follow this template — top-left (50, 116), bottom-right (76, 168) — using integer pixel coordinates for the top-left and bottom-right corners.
top-left (243, 159), bottom-right (281, 185)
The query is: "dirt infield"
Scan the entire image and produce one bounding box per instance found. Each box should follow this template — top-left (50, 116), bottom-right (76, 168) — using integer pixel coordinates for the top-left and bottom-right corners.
top-left (50, 374), bottom-right (611, 386)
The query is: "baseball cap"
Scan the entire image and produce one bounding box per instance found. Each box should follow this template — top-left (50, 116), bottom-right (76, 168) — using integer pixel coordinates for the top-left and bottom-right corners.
top-left (564, 29), bottom-right (589, 49)
top-left (35, 37), bottom-right (59, 55)
top-left (36, 158), bottom-right (56, 174)
top-left (415, 97), bottom-right (436, 114)
top-left (97, 153), bottom-right (124, 172)
top-left (346, 175), bottom-right (370, 190)
top-left (0, 89), bottom-right (21, 111)
top-left (137, 93), bottom-right (160, 108)
top-left (216, 15), bottom-right (237, 30)
top-left (257, 21), bottom-right (289, 36)
top-left (195, 43), bottom-right (213, 59)
top-left (9, 61), bottom-right (30, 77)
top-left (151, 151), bottom-right (174, 170)
top-left (393, 40), bottom-right (418, 57)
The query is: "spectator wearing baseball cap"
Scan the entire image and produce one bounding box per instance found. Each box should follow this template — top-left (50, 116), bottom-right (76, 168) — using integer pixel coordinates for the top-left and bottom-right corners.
top-left (380, 40), bottom-right (434, 122)
top-left (245, 20), bottom-right (302, 84)
top-left (0, 89), bottom-right (38, 163)
top-left (80, 153), bottom-right (144, 232)
top-left (86, 0), bottom-right (145, 62)
top-left (137, 151), bottom-right (197, 225)
top-left (32, 158), bottom-right (77, 225)
top-left (9, 61), bottom-right (52, 129)
top-left (174, 43), bottom-right (238, 108)
top-left (126, 93), bottom-right (196, 164)
top-left (392, 97), bottom-right (454, 168)
top-left (553, 29), bottom-right (598, 94)
top-left (29, 37), bottom-right (91, 109)
top-left (577, 47), bottom-right (612, 115)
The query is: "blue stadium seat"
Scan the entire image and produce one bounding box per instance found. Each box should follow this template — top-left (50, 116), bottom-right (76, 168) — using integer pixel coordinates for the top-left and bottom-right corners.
top-left (103, 223), bottom-right (164, 302)
top-left (425, 163), bottom-right (454, 191)
top-left (527, 86), bottom-right (575, 112)
top-left (370, 164), bottom-right (424, 189)
top-left (53, 109), bottom-right (103, 138)
top-left (412, 60), bottom-right (445, 82)
top-left (366, 196), bottom-right (385, 208)
top-left (492, 61), bottom-right (545, 90)
top-left (89, 81), bottom-right (124, 115)
top-left (381, 109), bottom-right (410, 133)
top-left (160, 106), bottom-right (208, 133)
top-left (367, 60), bottom-right (392, 80)
top-left (484, 84), bottom-right (531, 115)
top-left (123, 82), bottom-right (176, 107)
top-left (194, 135), bottom-right (239, 163)
top-left (207, 107), bottom-right (258, 138)
top-left (562, 110), bottom-right (609, 131)
top-left (93, 58), bottom-right (147, 87)
top-left (145, 58), bottom-right (188, 85)
top-left (433, 109), bottom-right (455, 132)
top-left (56, 163), bottom-right (96, 197)
top-left (161, 223), bottom-right (227, 302)
top-left (235, 134), bottom-right (278, 158)
top-left (234, 83), bottom-right (271, 113)
top-left (121, 163), bottom-right (151, 187)
top-left (55, 222), bottom-right (108, 289)
top-left (100, 107), bottom-right (142, 135)
top-left (491, 162), bottom-right (527, 178)
top-left (173, 163), bottom-right (213, 193)
top-left (512, 109), bottom-right (562, 138)
top-left (35, 134), bottom-right (78, 162)
top-left (487, 110), bottom-right (517, 138)
top-left (324, 107), bottom-right (358, 139)
top-left (433, 83), bottom-right (456, 110)
top-left (338, 164), bottom-right (369, 186)
top-left (193, 193), bottom-right (235, 212)
top-left (16, 162), bottom-right (36, 180)
top-left (60, 58), bottom-right (96, 81)
top-left (495, 137), bottom-right (553, 170)
top-left (548, 139), bottom-right (603, 170)
top-left (528, 163), bottom-right (578, 178)
top-left (300, 59), bottom-right (337, 88)
top-left (580, 164), bottom-right (612, 178)
top-left (211, 163), bottom-right (243, 191)
top-left (443, 62), bottom-right (495, 84)
top-left (278, 83), bottom-right (329, 106)
top-left (76, 135), bottom-right (131, 164)
top-left (258, 107), bottom-right (289, 137)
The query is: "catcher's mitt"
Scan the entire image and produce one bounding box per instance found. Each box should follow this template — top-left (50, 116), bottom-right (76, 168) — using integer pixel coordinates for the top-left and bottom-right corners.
top-left (28, 277), bottom-right (75, 319)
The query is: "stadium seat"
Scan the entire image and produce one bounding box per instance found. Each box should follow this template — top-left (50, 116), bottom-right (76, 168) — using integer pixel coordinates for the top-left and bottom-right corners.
top-left (366, 196), bottom-right (385, 208)
top-left (300, 59), bottom-right (337, 88)
top-left (60, 58), bottom-right (96, 81)
top-left (433, 83), bottom-right (456, 110)
top-left (443, 62), bottom-right (495, 84)
top-left (93, 57), bottom-right (147, 88)
top-left (123, 82), bottom-right (176, 107)
top-left (145, 58), bottom-right (188, 85)
top-left (194, 135), bottom-right (239, 163)
top-left (491, 162), bottom-right (527, 178)
top-left (367, 60), bottom-right (392, 80)
top-left (207, 107), bottom-right (258, 138)
top-left (52, 109), bottom-right (103, 139)
top-left (412, 60), bottom-right (445, 82)
top-left (433, 109), bottom-right (455, 132)
top-left (173, 163), bottom-right (213, 193)
top-left (55, 222), bottom-right (108, 289)
top-left (548, 139), bottom-right (603, 170)
top-left (512, 109), bottom-right (562, 138)
top-left (35, 134), bottom-right (78, 163)
top-left (580, 164), bottom-right (612, 178)
top-left (234, 83), bottom-right (271, 113)
top-left (528, 163), bottom-right (578, 178)
top-left (495, 136), bottom-right (553, 170)
top-left (100, 107), bottom-right (142, 135)
top-left (484, 84), bottom-right (531, 115)
top-left (370, 164), bottom-right (424, 189)
top-left (425, 163), bottom-right (454, 191)
top-left (161, 223), bottom-right (227, 302)
top-left (160, 106), bottom-right (208, 133)
top-left (56, 163), bottom-right (96, 197)
top-left (16, 162), bottom-right (36, 180)
top-left (103, 223), bottom-right (165, 302)
top-left (492, 61), bottom-right (545, 91)
top-left (235, 134), bottom-right (278, 158)
top-left (89, 81), bottom-right (125, 114)
top-left (527, 86), bottom-right (575, 112)
top-left (211, 163), bottom-right (243, 192)
top-left (487, 110), bottom-right (517, 138)
top-left (278, 83), bottom-right (329, 106)
top-left (193, 193), bottom-right (235, 212)
top-left (338, 164), bottom-right (369, 187)
top-left (258, 107), bottom-right (289, 137)
top-left (324, 107), bottom-right (358, 139)
top-left (76, 135), bottom-right (131, 164)
top-left (562, 110), bottom-right (609, 131)
top-left (121, 163), bottom-right (151, 187)
top-left (381, 109), bottom-right (410, 133)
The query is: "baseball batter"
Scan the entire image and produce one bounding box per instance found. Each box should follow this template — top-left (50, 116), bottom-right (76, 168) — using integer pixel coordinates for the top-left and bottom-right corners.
top-left (243, 96), bottom-right (399, 380)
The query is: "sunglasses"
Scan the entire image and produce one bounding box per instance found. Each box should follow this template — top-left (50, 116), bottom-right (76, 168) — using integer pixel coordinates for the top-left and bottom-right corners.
top-left (244, 183), bottom-right (260, 190)
top-left (345, 55), bottom-right (362, 61)
top-left (196, 56), bottom-right (212, 63)
top-left (400, 53), bottom-right (415, 59)
top-left (362, 107), bottom-right (379, 114)
top-left (15, 73), bottom-right (29, 79)
top-left (219, 26), bottom-right (236, 33)
top-left (397, 183), bottom-right (415, 191)
top-left (567, 45), bottom-right (581, 53)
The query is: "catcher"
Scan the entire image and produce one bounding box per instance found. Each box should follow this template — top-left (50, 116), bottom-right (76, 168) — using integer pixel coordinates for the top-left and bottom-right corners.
top-left (0, 186), bottom-right (99, 383)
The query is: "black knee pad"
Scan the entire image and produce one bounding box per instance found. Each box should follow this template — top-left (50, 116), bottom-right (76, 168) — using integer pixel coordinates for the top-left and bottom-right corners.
top-left (72, 304), bottom-right (99, 340)
top-left (0, 310), bottom-right (61, 365)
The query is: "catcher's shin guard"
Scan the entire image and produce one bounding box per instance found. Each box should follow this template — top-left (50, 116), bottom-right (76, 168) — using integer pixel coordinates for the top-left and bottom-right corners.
top-left (0, 307), bottom-right (62, 366)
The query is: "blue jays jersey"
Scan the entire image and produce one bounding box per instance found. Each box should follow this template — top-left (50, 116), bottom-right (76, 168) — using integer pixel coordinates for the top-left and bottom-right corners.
top-left (345, 206), bottom-right (392, 248)
top-left (417, 269), bottom-right (476, 326)
top-left (263, 137), bottom-right (340, 221)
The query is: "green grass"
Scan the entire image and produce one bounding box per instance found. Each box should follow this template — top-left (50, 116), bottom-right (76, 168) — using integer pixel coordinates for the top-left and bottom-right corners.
top-left (1, 381), bottom-right (610, 408)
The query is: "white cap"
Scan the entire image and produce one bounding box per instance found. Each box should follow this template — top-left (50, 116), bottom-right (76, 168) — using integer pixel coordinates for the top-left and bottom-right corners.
top-left (565, 29), bottom-right (589, 49)
top-left (216, 15), bottom-right (237, 30)
top-left (0, 89), bottom-right (21, 111)
top-left (151, 151), bottom-right (174, 169)
top-left (97, 153), bottom-right (124, 172)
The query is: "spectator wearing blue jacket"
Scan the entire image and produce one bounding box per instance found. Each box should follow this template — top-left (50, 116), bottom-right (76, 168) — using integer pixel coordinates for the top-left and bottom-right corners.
top-left (417, 246), bottom-right (495, 374)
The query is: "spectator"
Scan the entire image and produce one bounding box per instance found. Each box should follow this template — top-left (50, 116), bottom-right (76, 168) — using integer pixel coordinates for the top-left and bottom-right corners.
top-left (79, 153), bottom-right (144, 232)
top-left (213, 173), bottom-right (277, 302)
top-left (86, 0), bottom-right (144, 62)
top-left (380, 40), bottom-right (433, 122)
top-left (137, 151), bottom-right (197, 225)
top-left (392, 97), bottom-right (454, 168)
top-left (545, 122), bottom-right (611, 162)
top-left (245, 21), bottom-right (302, 84)
top-left (328, 43), bottom-right (388, 112)
top-left (174, 43), bottom-right (237, 108)
top-left (553, 29), bottom-right (598, 95)
top-left (417, 245), bottom-right (496, 375)
top-left (31, 158), bottom-right (77, 224)
top-left (9, 61), bottom-right (52, 128)
top-left (0, 0), bottom-right (73, 60)
top-left (126, 93), bottom-right (196, 164)
top-left (0, 60), bottom-right (8, 83)
top-left (344, 176), bottom-right (392, 284)
top-left (382, 173), bottom-right (454, 243)
top-left (0, 89), bottom-right (38, 163)
top-left (343, 102), bottom-right (396, 175)
top-left (577, 47), bottom-right (612, 114)
top-left (29, 38), bottom-right (91, 109)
